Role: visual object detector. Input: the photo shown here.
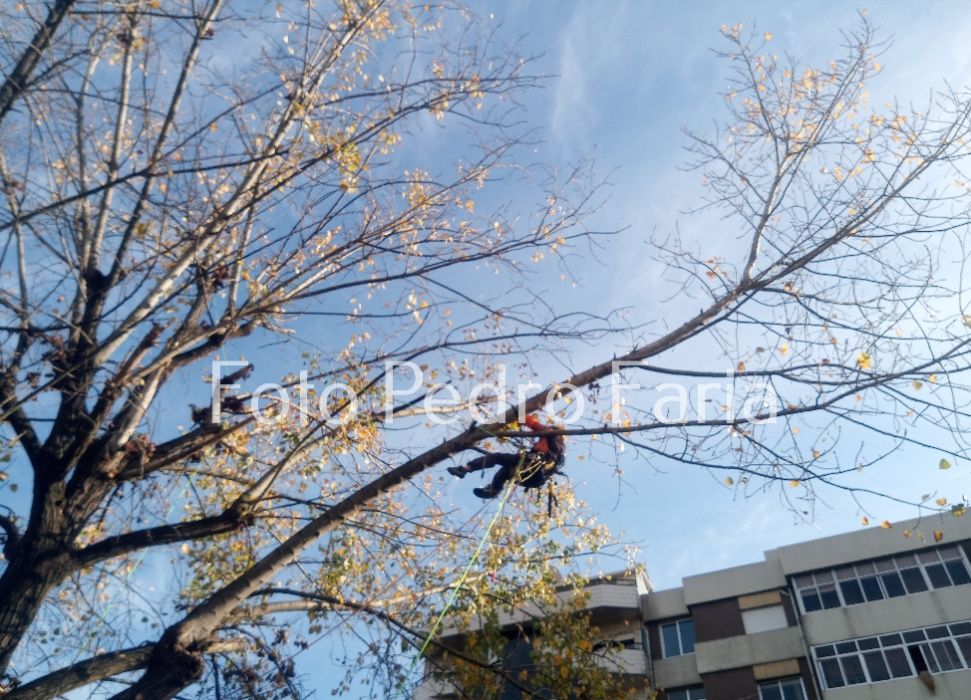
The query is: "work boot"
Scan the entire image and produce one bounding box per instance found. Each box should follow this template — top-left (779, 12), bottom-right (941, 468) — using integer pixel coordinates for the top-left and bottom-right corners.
top-left (447, 466), bottom-right (468, 478)
top-left (473, 486), bottom-right (499, 499)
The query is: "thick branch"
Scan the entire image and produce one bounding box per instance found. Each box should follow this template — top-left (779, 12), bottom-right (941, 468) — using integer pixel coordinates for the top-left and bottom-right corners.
top-left (4, 639), bottom-right (243, 700)
top-left (74, 506), bottom-right (252, 566)
top-left (0, 0), bottom-right (76, 124)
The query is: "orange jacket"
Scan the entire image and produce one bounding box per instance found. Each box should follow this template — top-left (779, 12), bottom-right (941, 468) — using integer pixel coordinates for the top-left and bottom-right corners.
top-left (524, 414), bottom-right (561, 458)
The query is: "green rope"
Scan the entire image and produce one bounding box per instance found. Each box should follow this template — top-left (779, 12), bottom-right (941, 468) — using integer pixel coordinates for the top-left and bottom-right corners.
top-left (399, 453), bottom-right (522, 696)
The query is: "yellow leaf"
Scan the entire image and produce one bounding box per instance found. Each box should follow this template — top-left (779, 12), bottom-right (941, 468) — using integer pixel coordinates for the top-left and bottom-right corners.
top-left (940, 458), bottom-right (952, 470)
top-left (881, 520), bottom-right (892, 529)
top-left (934, 530), bottom-right (944, 543)
top-left (788, 479), bottom-right (800, 488)
top-left (736, 361), bottom-right (746, 373)
top-left (778, 343), bottom-right (789, 356)
top-left (912, 380), bottom-right (923, 391)
top-left (903, 529), bottom-right (912, 538)
top-left (860, 516), bottom-right (869, 526)
top-left (812, 448), bottom-right (821, 460)
top-left (724, 477), bottom-right (734, 486)
top-left (763, 31), bottom-right (773, 41)
top-left (209, 122), bottom-right (218, 132)
top-left (936, 497), bottom-right (948, 507)
top-left (856, 352), bottom-right (872, 370)
top-left (929, 373), bottom-right (938, 383)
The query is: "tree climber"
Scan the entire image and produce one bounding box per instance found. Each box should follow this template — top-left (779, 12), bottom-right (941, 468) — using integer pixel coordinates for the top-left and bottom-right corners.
top-left (448, 414), bottom-right (566, 499)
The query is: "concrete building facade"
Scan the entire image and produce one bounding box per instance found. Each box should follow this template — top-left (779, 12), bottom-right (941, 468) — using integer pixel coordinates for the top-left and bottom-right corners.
top-left (416, 515), bottom-right (971, 699)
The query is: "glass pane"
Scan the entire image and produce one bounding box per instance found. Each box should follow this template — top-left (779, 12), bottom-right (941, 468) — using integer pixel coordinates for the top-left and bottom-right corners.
top-left (939, 545), bottom-right (961, 559)
top-left (900, 567), bottom-right (928, 594)
top-left (858, 637), bottom-right (879, 650)
top-left (956, 636), bottom-right (971, 666)
top-left (918, 549), bottom-right (940, 564)
top-left (895, 554), bottom-right (917, 567)
top-left (920, 643), bottom-right (941, 673)
top-left (836, 641), bottom-right (857, 654)
top-left (855, 561), bottom-right (876, 575)
top-left (903, 630), bottom-right (926, 643)
top-left (781, 680), bottom-right (805, 700)
top-left (950, 622), bottom-right (971, 635)
top-left (794, 574), bottom-right (814, 587)
top-left (840, 655), bottom-right (867, 685)
top-left (661, 623), bottom-right (681, 657)
top-left (925, 563), bottom-right (952, 589)
top-left (879, 633), bottom-right (902, 646)
top-left (679, 619), bottom-right (695, 654)
top-left (885, 648), bottom-right (913, 678)
top-left (835, 566), bottom-right (856, 580)
top-left (875, 558), bottom-right (895, 572)
top-left (821, 658), bottom-right (844, 688)
top-left (861, 576), bottom-right (885, 601)
top-left (863, 650), bottom-right (890, 681)
top-left (881, 572), bottom-right (906, 597)
top-left (931, 640), bottom-right (962, 671)
top-left (801, 591), bottom-right (822, 613)
top-left (926, 625), bottom-right (950, 639)
top-left (816, 644), bottom-right (836, 658)
top-left (819, 583), bottom-right (840, 609)
top-left (690, 689), bottom-right (706, 700)
top-left (759, 686), bottom-right (782, 700)
top-left (668, 691), bottom-right (686, 700)
top-left (839, 579), bottom-right (865, 605)
top-left (815, 570), bottom-right (834, 583)
top-left (946, 560), bottom-right (971, 585)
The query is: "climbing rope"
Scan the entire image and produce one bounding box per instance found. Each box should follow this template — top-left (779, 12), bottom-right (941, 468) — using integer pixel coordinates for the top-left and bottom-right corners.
top-left (397, 450), bottom-right (525, 696)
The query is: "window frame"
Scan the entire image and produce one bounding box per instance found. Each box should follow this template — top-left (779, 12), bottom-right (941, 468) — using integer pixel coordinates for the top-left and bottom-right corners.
top-left (756, 676), bottom-right (807, 700)
top-left (812, 619), bottom-right (971, 689)
top-left (666, 686), bottom-right (705, 700)
top-left (793, 543), bottom-right (971, 614)
top-left (660, 617), bottom-right (696, 658)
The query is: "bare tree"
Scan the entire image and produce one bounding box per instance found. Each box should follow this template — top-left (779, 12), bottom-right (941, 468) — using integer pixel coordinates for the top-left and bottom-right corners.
top-left (2, 4), bottom-right (971, 699)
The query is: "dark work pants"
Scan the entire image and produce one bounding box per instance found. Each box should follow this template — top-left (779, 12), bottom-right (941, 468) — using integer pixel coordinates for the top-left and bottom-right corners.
top-left (464, 452), bottom-right (549, 492)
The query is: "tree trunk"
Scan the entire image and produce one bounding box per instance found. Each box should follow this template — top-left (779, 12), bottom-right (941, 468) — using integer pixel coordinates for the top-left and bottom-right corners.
top-left (0, 555), bottom-right (66, 677)
top-left (0, 479), bottom-right (76, 678)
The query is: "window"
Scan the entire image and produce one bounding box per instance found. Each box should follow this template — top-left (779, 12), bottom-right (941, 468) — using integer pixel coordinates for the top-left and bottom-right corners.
top-left (757, 677), bottom-right (806, 700)
top-left (813, 619), bottom-right (971, 688)
top-left (660, 618), bottom-right (695, 657)
top-left (742, 604), bottom-right (789, 634)
top-left (667, 687), bottom-right (704, 700)
top-left (794, 544), bottom-right (971, 613)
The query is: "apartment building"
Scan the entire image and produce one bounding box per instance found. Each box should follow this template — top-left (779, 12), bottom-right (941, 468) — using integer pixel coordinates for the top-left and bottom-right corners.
top-left (415, 514), bottom-right (971, 699)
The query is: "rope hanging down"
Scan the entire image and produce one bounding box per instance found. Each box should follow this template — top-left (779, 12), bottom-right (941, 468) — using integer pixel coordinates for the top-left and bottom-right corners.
top-left (398, 456), bottom-right (521, 696)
